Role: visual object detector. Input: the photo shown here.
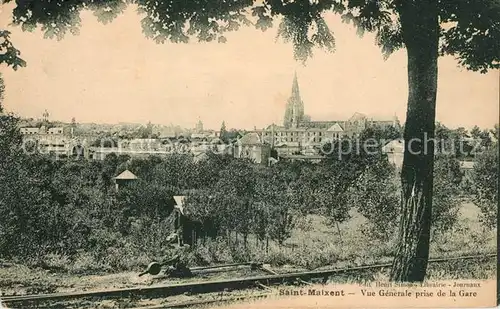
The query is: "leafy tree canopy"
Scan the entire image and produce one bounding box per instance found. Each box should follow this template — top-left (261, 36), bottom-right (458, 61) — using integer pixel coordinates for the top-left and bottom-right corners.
top-left (0, 73), bottom-right (4, 112)
top-left (2, 0), bottom-right (498, 283)
top-left (2, 0), bottom-right (498, 72)
top-left (0, 30), bottom-right (26, 70)
top-left (470, 143), bottom-right (499, 228)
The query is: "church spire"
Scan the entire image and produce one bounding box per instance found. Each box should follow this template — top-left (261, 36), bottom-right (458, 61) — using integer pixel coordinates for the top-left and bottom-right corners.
top-left (283, 71), bottom-right (305, 128)
top-left (292, 71), bottom-right (300, 98)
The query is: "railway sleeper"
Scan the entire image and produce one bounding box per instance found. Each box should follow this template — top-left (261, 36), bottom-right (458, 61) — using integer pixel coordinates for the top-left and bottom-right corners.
top-left (255, 281), bottom-right (271, 290)
top-left (296, 278), bottom-right (312, 285)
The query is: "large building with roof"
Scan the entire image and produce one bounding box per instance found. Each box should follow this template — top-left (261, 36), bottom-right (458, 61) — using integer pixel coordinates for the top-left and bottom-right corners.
top-left (234, 132), bottom-right (271, 164)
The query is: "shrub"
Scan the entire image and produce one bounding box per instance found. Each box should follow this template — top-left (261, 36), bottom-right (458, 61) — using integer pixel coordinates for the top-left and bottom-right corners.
top-left (351, 154), bottom-right (463, 241)
top-left (431, 154), bottom-right (463, 236)
top-left (350, 159), bottom-right (400, 240)
top-left (470, 144), bottom-right (498, 228)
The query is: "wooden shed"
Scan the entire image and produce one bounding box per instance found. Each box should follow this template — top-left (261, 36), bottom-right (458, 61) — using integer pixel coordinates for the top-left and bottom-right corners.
top-left (171, 195), bottom-right (213, 247)
top-left (113, 169), bottom-right (138, 191)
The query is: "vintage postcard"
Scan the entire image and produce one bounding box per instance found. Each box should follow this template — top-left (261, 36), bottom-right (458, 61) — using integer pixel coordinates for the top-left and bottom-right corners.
top-left (0, 0), bottom-right (498, 308)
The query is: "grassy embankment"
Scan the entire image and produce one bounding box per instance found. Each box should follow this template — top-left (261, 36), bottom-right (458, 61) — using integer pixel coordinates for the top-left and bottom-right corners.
top-left (0, 202), bottom-right (495, 296)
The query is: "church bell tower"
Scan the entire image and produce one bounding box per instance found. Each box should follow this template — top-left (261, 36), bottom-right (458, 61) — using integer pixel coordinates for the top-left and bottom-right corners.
top-left (283, 72), bottom-right (304, 128)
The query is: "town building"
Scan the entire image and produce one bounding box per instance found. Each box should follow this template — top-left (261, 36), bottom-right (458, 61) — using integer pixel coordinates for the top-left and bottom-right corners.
top-left (20, 127), bottom-right (41, 135)
top-left (19, 124), bottom-right (73, 157)
top-left (48, 127), bottom-right (64, 135)
top-left (381, 138), bottom-right (478, 172)
top-left (382, 138), bottom-right (404, 168)
top-left (283, 72), bottom-right (305, 129)
top-left (121, 139), bottom-right (162, 151)
top-left (113, 169), bottom-right (138, 191)
top-left (234, 132), bottom-right (271, 165)
top-left (20, 125), bottom-right (67, 136)
top-left (278, 154), bottom-right (324, 163)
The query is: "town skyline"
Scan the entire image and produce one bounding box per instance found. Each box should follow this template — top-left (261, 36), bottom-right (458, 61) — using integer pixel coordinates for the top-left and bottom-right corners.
top-left (0, 3), bottom-right (498, 131)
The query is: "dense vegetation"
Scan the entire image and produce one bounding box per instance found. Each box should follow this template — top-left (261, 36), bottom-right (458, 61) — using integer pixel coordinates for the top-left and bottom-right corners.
top-left (0, 113), bottom-right (497, 273)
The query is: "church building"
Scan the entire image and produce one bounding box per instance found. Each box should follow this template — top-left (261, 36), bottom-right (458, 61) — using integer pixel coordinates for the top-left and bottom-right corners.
top-left (283, 72), bottom-right (305, 129)
top-left (255, 72), bottom-right (401, 155)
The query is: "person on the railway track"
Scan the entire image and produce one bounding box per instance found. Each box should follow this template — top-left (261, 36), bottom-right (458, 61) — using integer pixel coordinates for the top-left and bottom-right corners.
top-left (139, 232), bottom-right (193, 277)
top-left (161, 232), bottom-right (192, 277)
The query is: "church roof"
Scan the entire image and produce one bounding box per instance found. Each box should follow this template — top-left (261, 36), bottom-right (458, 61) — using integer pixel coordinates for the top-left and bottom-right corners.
top-left (348, 112), bottom-right (367, 121)
top-left (292, 71), bottom-right (300, 97)
top-left (368, 114), bottom-right (399, 122)
top-left (114, 169), bottom-right (138, 180)
top-left (239, 132), bottom-right (262, 145)
top-left (326, 123), bottom-right (344, 132)
top-left (265, 124), bottom-right (285, 130)
top-left (301, 121), bottom-right (343, 129)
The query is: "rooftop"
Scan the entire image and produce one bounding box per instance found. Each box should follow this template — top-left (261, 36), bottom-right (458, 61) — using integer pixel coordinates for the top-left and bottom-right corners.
top-left (114, 169), bottom-right (138, 180)
top-left (459, 161), bottom-right (475, 170)
top-left (238, 132), bottom-right (262, 145)
top-left (326, 123), bottom-right (344, 132)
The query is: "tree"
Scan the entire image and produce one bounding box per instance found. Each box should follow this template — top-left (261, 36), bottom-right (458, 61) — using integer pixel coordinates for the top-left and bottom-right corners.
top-left (213, 159), bottom-right (256, 244)
top-left (0, 73), bottom-right (5, 113)
top-left (0, 30), bottom-right (26, 72)
top-left (220, 121), bottom-right (228, 143)
top-left (0, 113), bottom-right (23, 166)
top-left (383, 125), bottom-right (403, 140)
top-left (254, 168), bottom-right (296, 245)
top-left (466, 126), bottom-right (494, 152)
top-left (150, 154), bottom-right (195, 189)
top-left (91, 136), bottom-right (119, 148)
top-left (136, 121), bottom-right (154, 138)
top-left (116, 179), bottom-right (175, 222)
top-left (470, 125), bottom-right (482, 140)
top-left (434, 122), bottom-right (454, 155)
top-left (0, 116), bottom-right (93, 258)
top-left (184, 189), bottom-right (220, 240)
top-left (430, 154), bottom-right (462, 235)
top-left (449, 127), bottom-right (474, 159)
top-left (490, 124), bottom-right (499, 141)
top-left (4, 0), bottom-right (499, 282)
top-left (352, 153), bottom-right (463, 241)
top-left (195, 152), bottom-right (235, 188)
top-left (300, 138), bottom-right (381, 229)
top-left (350, 157), bottom-right (400, 241)
top-left (470, 143), bottom-right (498, 228)
top-left (478, 129), bottom-right (493, 150)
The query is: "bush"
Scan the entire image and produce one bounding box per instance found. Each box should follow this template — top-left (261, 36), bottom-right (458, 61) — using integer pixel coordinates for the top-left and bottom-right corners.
top-left (351, 154), bottom-right (463, 241)
top-left (0, 114), bottom-right (490, 275)
top-left (350, 159), bottom-right (400, 240)
top-left (431, 154), bottom-right (463, 235)
top-left (470, 144), bottom-right (498, 228)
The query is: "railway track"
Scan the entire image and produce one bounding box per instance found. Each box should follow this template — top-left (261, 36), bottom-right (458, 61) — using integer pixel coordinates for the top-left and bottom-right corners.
top-left (2, 253), bottom-right (496, 308)
top-left (127, 292), bottom-right (272, 309)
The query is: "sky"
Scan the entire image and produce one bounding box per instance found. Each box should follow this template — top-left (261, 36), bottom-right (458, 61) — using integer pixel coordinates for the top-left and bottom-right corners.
top-left (0, 3), bottom-right (498, 131)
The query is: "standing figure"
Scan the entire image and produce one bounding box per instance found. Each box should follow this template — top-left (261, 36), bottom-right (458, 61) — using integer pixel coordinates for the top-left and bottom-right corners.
top-left (139, 232), bottom-right (193, 277)
top-left (162, 232), bottom-right (192, 277)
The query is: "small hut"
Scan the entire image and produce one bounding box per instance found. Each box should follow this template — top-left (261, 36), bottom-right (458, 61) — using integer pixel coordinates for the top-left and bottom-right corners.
top-left (113, 169), bottom-right (138, 191)
top-left (171, 195), bottom-right (205, 246)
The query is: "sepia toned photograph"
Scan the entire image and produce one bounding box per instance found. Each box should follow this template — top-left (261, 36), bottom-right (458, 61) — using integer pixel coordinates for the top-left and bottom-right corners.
top-left (0, 0), bottom-right (498, 308)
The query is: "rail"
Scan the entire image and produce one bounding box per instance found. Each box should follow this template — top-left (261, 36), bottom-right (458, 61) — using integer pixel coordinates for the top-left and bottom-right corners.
top-left (2, 253), bottom-right (496, 307)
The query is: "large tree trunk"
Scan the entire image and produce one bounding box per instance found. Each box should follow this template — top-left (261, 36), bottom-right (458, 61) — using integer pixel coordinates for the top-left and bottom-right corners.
top-left (390, 0), bottom-right (439, 282)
